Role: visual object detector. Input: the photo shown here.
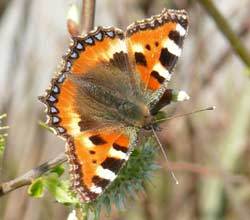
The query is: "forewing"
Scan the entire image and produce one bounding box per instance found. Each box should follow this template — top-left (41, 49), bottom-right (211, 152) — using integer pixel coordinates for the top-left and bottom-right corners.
top-left (126, 9), bottom-right (188, 97)
top-left (66, 127), bottom-right (137, 201)
top-left (68, 26), bottom-right (131, 74)
top-left (39, 26), bottom-right (137, 138)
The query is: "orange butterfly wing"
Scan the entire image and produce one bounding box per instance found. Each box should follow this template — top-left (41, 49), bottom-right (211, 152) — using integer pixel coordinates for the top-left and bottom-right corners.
top-left (67, 128), bottom-right (136, 201)
top-left (126, 9), bottom-right (188, 91)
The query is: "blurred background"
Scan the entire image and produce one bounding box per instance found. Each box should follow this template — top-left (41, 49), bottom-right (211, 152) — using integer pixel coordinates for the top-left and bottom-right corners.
top-left (0, 0), bottom-right (250, 219)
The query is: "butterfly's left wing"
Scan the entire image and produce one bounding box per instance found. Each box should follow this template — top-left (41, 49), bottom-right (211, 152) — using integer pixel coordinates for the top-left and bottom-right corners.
top-left (125, 9), bottom-right (188, 106)
top-left (39, 26), bottom-right (140, 202)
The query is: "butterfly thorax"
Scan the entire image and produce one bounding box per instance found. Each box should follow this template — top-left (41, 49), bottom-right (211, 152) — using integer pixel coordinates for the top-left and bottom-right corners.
top-left (117, 99), bottom-right (152, 128)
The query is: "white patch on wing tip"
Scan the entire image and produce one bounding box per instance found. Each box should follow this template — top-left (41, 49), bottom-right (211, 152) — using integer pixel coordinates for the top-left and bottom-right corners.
top-left (163, 39), bottom-right (182, 57)
top-left (176, 24), bottom-right (186, 36)
top-left (109, 147), bottom-right (127, 160)
top-left (96, 166), bottom-right (116, 181)
top-left (153, 63), bottom-right (171, 81)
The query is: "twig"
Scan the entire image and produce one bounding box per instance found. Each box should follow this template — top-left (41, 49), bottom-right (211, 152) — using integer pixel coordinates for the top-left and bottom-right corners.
top-left (0, 153), bottom-right (67, 197)
top-left (1, 155), bottom-right (247, 198)
top-left (197, 0), bottom-right (250, 67)
top-left (81, 0), bottom-right (95, 34)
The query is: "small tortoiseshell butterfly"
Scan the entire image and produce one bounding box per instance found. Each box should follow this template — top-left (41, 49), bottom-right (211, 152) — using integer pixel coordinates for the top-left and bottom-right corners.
top-left (39, 9), bottom-right (188, 202)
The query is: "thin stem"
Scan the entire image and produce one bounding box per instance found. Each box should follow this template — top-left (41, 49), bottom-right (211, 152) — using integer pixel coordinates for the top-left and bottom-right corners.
top-left (197, 0), bottom-right (250, 67)
top-left (0, 153), bottom-right (67, 197)
top-left (81, 0), bottom-right (96, 34)
top-left (1, 152), bottom-right (247, 197)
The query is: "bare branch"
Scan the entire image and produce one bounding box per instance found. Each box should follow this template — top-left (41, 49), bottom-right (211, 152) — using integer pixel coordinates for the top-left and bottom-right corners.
top-left (0, 153), bottom-right (67, 197)
top-left (1, 154), bottom-right (248, 198)
top-left (81, 0), bottom-right (96, 34)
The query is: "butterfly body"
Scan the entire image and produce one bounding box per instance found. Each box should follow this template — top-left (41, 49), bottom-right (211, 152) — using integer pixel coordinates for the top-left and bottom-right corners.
top-left (40, 9), bottom-right (188, 202)
top-left (68, 62), bottom-right (151, 129)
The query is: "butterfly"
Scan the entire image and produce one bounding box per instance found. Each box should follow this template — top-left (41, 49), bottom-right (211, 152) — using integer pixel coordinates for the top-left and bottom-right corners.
top-left (39, 8), bottom-right (188, 202)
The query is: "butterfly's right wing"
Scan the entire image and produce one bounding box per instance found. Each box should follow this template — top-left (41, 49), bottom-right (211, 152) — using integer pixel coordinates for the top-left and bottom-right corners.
top-left (125, 9), bottom-right (189, 107)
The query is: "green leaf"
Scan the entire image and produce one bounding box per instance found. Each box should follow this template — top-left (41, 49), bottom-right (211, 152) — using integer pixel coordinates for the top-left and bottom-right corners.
top-left (50, 165), bottom-right (65, 177)
top-left (43, 173), bottom-right (78, 204)
top-left (28, 178), bottom-right (44, 198)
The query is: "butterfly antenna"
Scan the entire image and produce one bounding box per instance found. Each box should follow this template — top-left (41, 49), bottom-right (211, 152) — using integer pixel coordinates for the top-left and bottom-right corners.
top-left (154, 106), bottom-right (216, 124)
top-left (151, 125), bottom-right (179, 185)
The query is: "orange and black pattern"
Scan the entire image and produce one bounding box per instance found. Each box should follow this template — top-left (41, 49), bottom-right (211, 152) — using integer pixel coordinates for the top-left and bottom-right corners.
top-left (39, 9), bottom-right (189, 202)
top-left (126, 9), bottom-right (188, 91)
